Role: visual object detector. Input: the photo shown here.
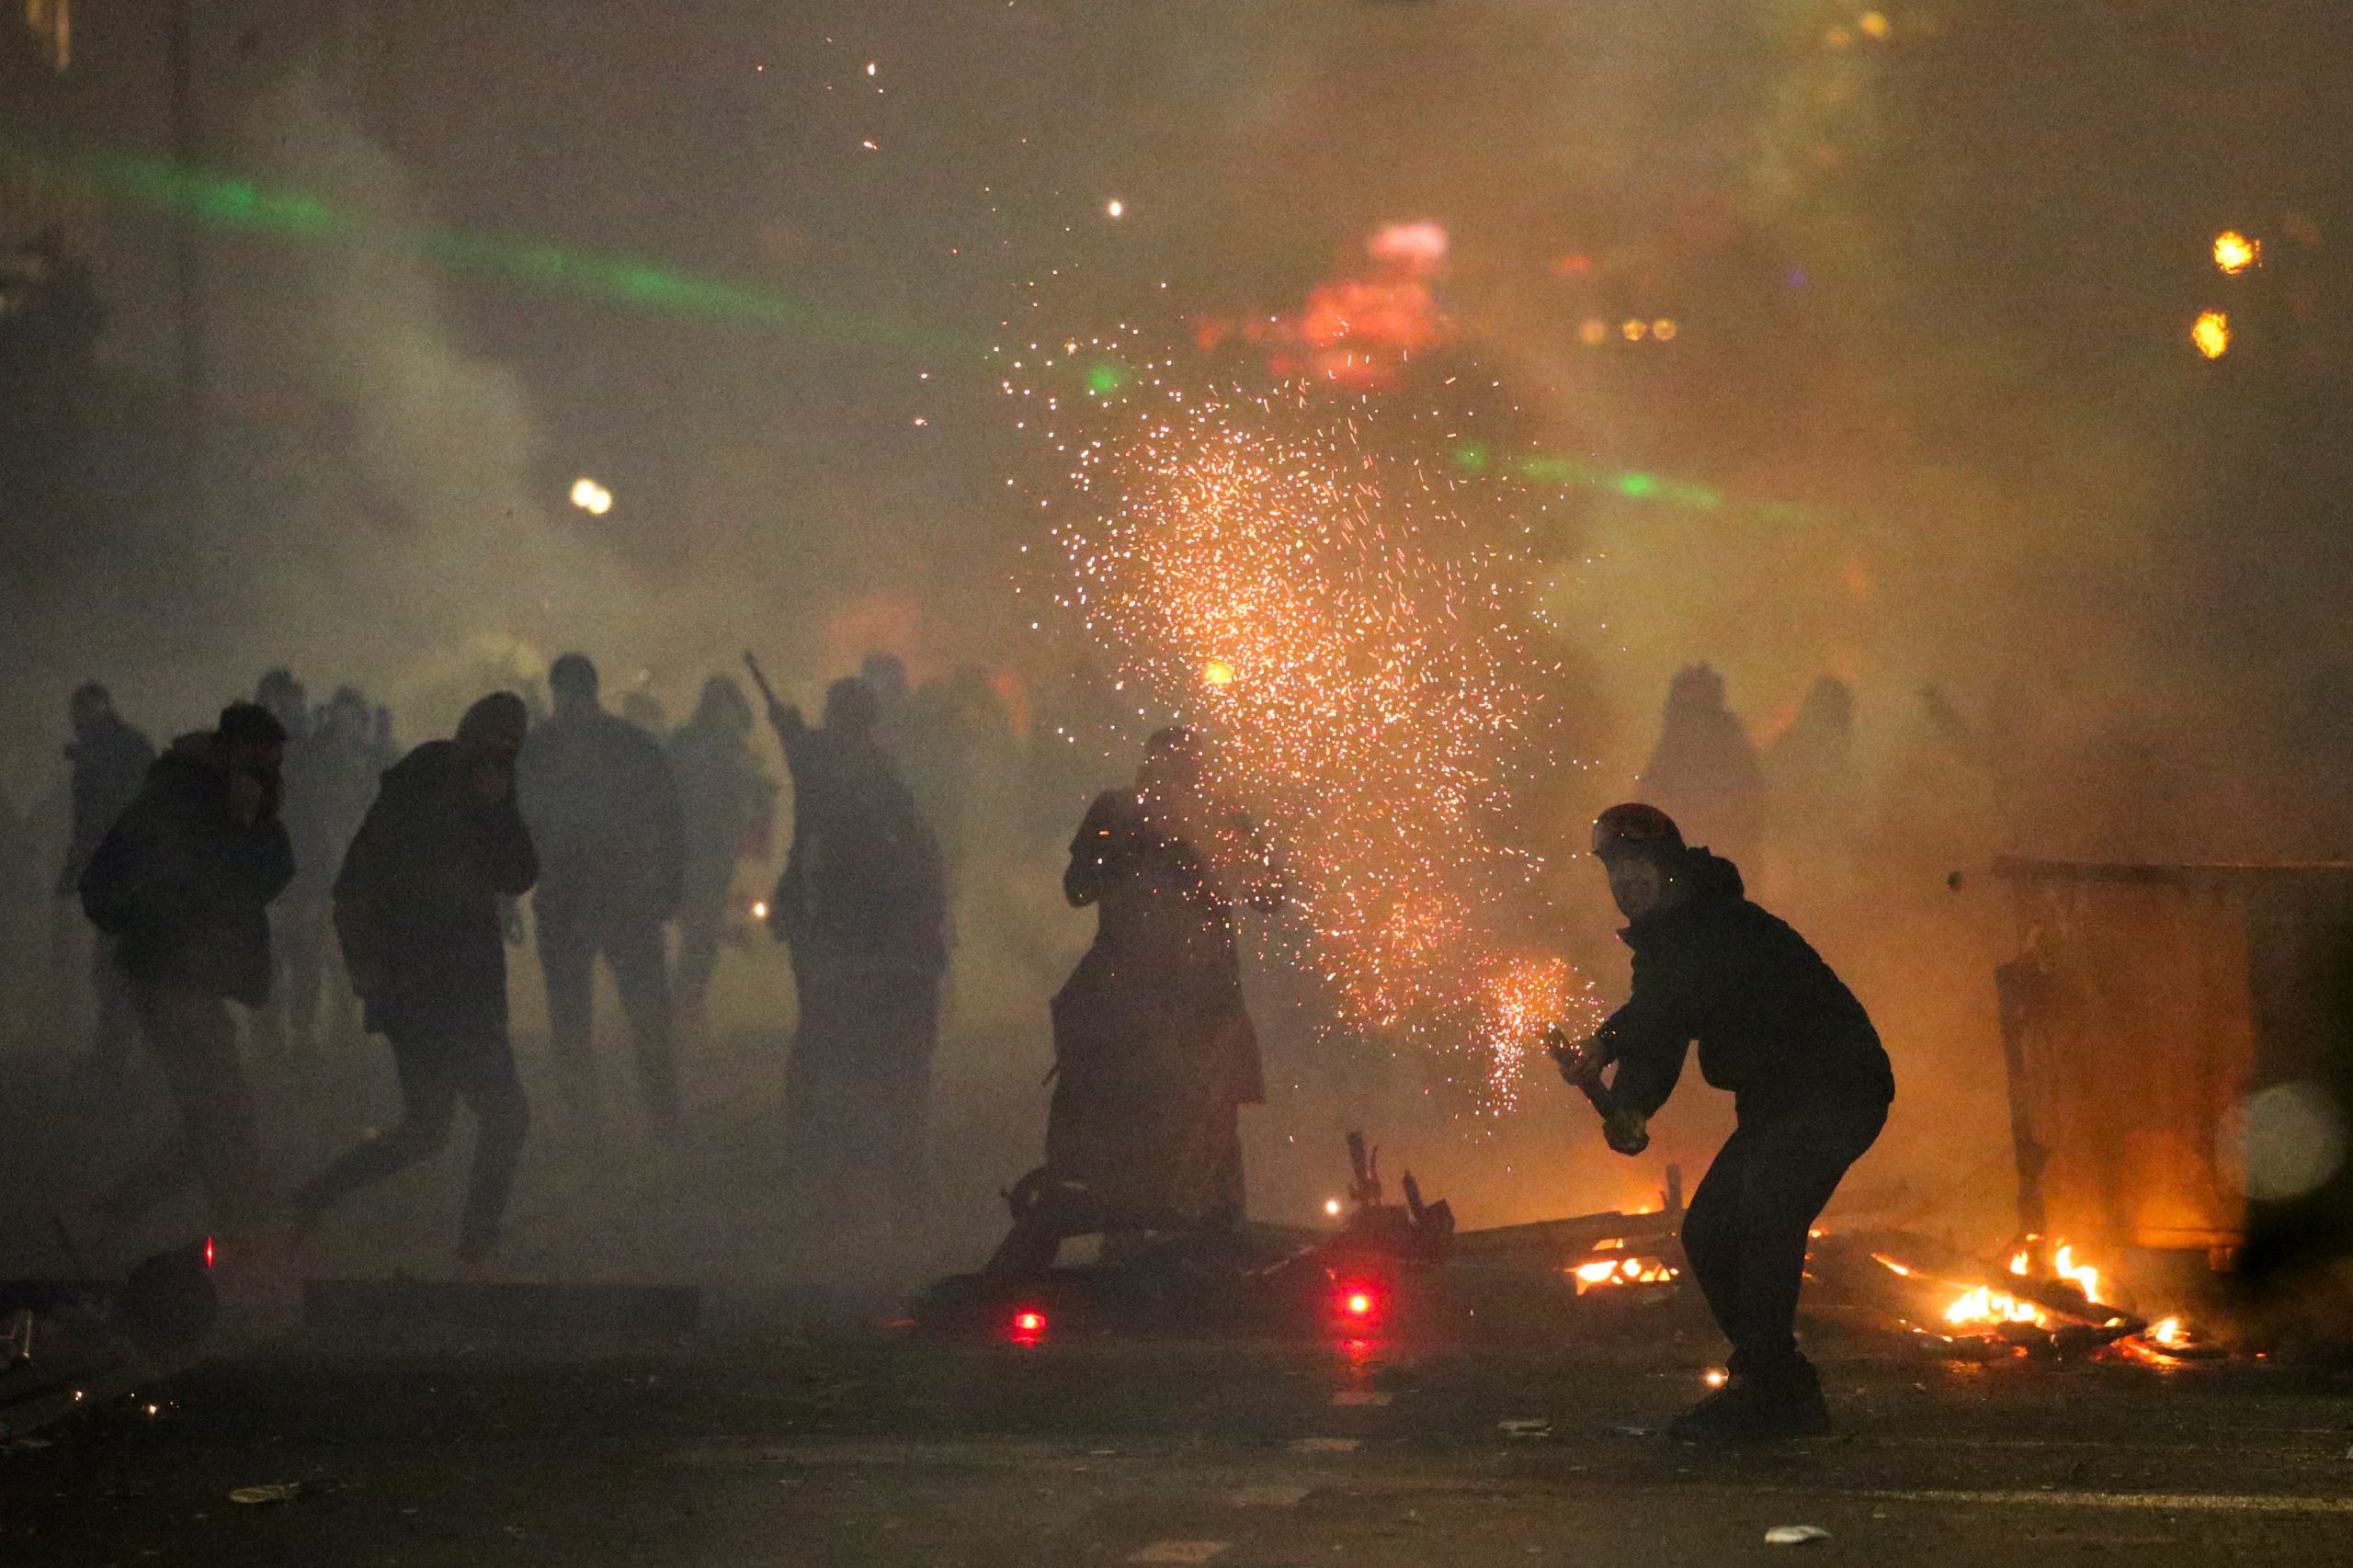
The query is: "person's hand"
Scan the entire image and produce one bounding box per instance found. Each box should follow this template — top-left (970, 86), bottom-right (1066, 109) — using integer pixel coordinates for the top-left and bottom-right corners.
top-left (1602, 1106), bottom-right (1651, 1156)
top-left (1548, 1027), bottom-right (1606, 1086)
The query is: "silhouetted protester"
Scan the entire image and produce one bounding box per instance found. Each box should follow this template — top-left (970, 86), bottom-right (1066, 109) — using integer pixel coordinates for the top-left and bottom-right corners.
top-left (306, 687), bottom-right (389, 1048)
top-left (1555, 804), bottom-right (1893, 1442)
top-left (1763, 676), bottom-right (1860, 881)
top-left (1639, 663), bottom-right (1765, 872)
top-left (294, 695), bottom-right (537, 1267)
top-left (861, 650), bottom-right (913, 748)
top-left (517, 653), bottom-right (685, 1132)
top-left (667, 676), bottom-right (776, 1037)
top-left (78, 704), bottom-right (294, 1240)
top-left (57, 682), bottom-right (155, 1074)
top-left (758, 673), bottom-right (947, 1230)
top-left (1874, 681), bottom-right (2000, 873)
top-left (986, 727), bottom-right (1283, 1281)
top-left (250, 668), bottom-right (329, 1059)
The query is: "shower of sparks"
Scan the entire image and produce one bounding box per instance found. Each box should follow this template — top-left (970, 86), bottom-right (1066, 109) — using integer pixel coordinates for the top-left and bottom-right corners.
top-left (1014, 339), bottom-right (1600, 1107)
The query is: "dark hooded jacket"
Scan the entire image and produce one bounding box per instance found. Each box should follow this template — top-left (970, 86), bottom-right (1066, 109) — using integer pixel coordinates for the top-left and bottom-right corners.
top-left (1600, 849), bottom-right (1893, 1125)
top-left (335, 740), bottom-right (538, 1044)
top-left (769, 722), bottom-right (946, 972)
top-left (80, 734), bottom-right (295, 1007)
top-left (62, 710), bottom-right (155, 889)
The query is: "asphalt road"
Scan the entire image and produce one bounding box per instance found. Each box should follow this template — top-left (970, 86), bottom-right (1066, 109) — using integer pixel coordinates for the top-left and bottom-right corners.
top-left (6, 1306), bottom-right (2352, 1568)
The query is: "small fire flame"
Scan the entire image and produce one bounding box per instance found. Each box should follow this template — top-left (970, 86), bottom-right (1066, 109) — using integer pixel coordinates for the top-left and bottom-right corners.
top-left (1944, 1285), bottom-right (2048, 1329)
top-left (1571, 1256), bottom-right (1679, 1294)
top-left (2147, 1315), bottom-right (2189, 1349)
top-left (2052, 1244), bottom-right (2100, 1303)
top-left (1945, 1239), bottom-right (2112, 1329)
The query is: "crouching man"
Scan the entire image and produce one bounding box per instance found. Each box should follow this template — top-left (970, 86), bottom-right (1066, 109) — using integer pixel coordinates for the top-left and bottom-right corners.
top-left (1558, 803), bottom-right (1894, 1441)
top-left (293, 694), bottom-right (537, 1270)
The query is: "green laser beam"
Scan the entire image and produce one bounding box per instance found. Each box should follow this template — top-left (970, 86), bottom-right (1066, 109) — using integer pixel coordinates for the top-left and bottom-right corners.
top-left (6, 142), bottom-right (949, 353)
top-left (1461, 444), bottom-right (1817, 523)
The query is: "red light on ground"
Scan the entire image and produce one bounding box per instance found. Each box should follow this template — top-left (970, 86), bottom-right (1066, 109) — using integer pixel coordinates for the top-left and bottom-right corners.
top-left (1334, 1282), bottom-right (1384, 1326)
top-left (1008, 1308), bottom-right (1048, 1344)
top-left (202, 1236), bottom-right (215, 1269)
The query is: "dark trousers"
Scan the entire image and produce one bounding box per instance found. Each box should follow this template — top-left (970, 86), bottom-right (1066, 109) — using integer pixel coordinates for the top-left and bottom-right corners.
top-left (98, 981), bottom-right (264, 1231)
top-left (254, 899), bottom-right (330, 1058)
top-left (295, 1033), bottom-right (529, 1261)
top-left (1681, 1101), bottom-right (1886, 1379)
top-left (784, 951), bottom-right (940, 1223)
top-left (88, 932), bottom-right (138, 1070)
top-left (673, 898), bottom-right (726, 1031)
top-left (535, 895), bottom-right (676, 1126)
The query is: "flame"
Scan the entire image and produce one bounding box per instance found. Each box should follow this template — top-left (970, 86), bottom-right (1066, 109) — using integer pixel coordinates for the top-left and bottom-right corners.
top-left (2008, 1251), bottom-right (2029, 1276)
top-left (1943, 1285), bottom-right (2048, 1329)
top-left (1202, 658), bottom-right (1236, 687)
top-left (1570, 1256), bottom-right (1680, 1293)
top-left (2212, 231), bottom-right (2260, 276)
top-left (2052, 1244), bottom-right (2100, 1304)
top-left (2147, 1315), bottom-right (2190, 1349)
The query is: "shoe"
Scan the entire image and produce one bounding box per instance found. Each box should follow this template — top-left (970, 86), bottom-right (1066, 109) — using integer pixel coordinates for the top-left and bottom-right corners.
top-left (1668, 1364), bottom-right (1832, 1443)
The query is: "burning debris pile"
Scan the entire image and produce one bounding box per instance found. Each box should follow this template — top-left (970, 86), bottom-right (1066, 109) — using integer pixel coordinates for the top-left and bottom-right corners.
top-left (1807, 1231), bottom-right (2214, 1363)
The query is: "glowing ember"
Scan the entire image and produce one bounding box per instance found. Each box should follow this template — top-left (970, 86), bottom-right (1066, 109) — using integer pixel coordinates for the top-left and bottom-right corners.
top-left (2212, 231), bottom-right (2260, 276)
top-left (1024, 358), bottom-right (1595, 1105)
top-left (1703, 1368), bottom-right (1728, 1389)
top-left (569, 476), bottom-right (614, 516)
top-left (1324, 1198), bottom-right (1344, 1217)
top-left (2191, 310), bottom-right (2231, 359)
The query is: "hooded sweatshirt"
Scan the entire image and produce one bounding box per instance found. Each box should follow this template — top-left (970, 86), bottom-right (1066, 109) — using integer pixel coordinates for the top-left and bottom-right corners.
top-left (335, 740), bottom-right (538, 1045)
top-left (80, 733), bottom-right (295, 1007)
top-left (1599, 848), bottom-right (1893, 1125)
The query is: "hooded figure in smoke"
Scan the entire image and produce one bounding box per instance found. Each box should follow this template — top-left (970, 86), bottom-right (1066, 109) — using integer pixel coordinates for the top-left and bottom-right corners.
top-left (58, 681), bottom-right (156, 1074)
top-left (517, 653), bottom-right (687, 1134)
top-left (985, 726), bottom-right (1284, 1281)
top-left (761, 674), bottom-right (947, 1236)
top-left (1557, 803), bottom-right (1893, 1442)
top-left (1638, 664), bottom-right (1765, 873)
top-left (666, 675), bottom-right (777, 1036)
top-left (78, 703), bottom-right (294, 1241)
top-left (295, 693), bottom-right (538, 1267)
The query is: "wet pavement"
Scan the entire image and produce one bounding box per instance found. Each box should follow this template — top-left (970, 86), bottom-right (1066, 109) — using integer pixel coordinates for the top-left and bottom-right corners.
top-left (4, 1312), bottom-right (2350, 1567)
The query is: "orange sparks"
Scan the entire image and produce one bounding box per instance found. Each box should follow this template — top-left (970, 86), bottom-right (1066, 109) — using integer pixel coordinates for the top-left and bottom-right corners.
top-left (1022, 355), bottom-right (1596, 1107)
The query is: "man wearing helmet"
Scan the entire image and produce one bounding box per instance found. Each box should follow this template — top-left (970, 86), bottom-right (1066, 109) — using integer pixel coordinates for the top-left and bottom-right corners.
top-left (1558, 802), bottom-right (1893, 1441)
